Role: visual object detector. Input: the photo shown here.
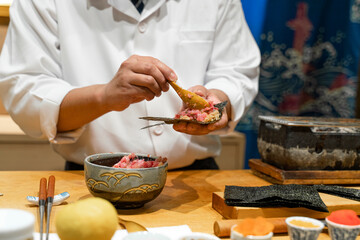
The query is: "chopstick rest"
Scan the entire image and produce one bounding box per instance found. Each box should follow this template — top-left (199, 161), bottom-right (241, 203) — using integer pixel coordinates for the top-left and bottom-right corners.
top-left (224, 184), bottom-right (329, 212)
top-left (26, 192), bottom-right (70, 205)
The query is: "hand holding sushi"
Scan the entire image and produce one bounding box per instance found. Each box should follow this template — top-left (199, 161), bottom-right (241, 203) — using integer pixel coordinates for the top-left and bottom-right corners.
top-left (173, 85), bottom-right (231, 135)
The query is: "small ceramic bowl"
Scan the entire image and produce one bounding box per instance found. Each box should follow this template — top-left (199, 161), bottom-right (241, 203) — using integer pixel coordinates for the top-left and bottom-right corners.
top-left (85, 152), bottom-right (168, 209)
top-left (286, 216), bottom-right (324, 240)
top-left (325, 217), bottom-right (360, 240)
top-left (122, 232), bottom-right (171, 240)
top-left (177, 232), bottom-right (221, 240)
top-left (0, 209), bottom-right (35, 240)
top-left (230, 224), bottom-right (273, 240)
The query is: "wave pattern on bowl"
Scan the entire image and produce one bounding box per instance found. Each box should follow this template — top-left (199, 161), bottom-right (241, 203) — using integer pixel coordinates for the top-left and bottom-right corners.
top-left (85, 152), bottom-right (168, 209)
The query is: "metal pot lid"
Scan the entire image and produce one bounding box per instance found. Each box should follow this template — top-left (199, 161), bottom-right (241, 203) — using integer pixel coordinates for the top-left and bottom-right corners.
top-left (258, 116), bottom-right (360, 128)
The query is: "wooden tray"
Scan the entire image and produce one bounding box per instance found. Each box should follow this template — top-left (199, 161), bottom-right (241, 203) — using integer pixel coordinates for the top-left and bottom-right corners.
top-left (249, 159), bottom-right (360, 185)
top-left (212, 191), bottom-right (360, 219)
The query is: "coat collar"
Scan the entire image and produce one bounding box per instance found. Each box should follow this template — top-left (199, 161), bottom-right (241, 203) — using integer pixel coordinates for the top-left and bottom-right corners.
top-left (107, 0), bottom-right (166, 22)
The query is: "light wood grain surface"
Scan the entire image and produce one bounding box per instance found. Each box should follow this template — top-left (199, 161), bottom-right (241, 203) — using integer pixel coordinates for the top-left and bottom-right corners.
top-left (0, 170), bottom-right (358, 239)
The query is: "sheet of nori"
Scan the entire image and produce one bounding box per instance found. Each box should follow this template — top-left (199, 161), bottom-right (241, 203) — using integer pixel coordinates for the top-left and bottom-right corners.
top-left (224, 185), bottom-right (328, 212)
top-left (314, 184), bottom-right (360, 201)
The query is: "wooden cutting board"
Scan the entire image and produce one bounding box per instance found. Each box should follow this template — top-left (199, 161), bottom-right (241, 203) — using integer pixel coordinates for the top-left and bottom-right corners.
top-left (249, 159), bottom-right (360, 185)
top-left (212, 191), bottom-right (360, 219)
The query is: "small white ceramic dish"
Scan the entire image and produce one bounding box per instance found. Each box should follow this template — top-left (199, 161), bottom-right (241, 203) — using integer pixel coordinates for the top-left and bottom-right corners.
top-left (122, 231), bottom-right (171, 240)
top-left (230, 224), bottom-right (273, 240)
top-left (286, 216), bottom-right (324, 240)
top-left (0, 208), bottom-right (35, 240)
top-left (326, 217), bottom-right (360, 240)
top-left (177, 232), bottom-right (221, 240)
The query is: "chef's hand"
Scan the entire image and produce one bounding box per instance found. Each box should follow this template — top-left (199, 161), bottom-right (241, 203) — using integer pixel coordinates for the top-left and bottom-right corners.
top-left (103, 55), bottom-right (177, 112)
top-left (57, 55), bottom-right (177, 132)
top-left (173, 86), bottom-right (231, 135)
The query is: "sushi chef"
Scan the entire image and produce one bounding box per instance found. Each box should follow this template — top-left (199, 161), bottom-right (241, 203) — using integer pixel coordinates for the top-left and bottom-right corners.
top-left (0, 0), bottom-right (260, 170)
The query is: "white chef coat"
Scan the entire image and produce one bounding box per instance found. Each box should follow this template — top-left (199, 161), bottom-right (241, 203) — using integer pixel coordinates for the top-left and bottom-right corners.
top-left (0, 0), bottom-right (260, 169)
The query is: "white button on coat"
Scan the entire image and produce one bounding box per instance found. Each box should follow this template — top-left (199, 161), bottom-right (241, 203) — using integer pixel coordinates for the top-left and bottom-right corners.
top-left (138, 22), bottom-right (147, 33)
top-left (153, 125), bottom-right (164, 135)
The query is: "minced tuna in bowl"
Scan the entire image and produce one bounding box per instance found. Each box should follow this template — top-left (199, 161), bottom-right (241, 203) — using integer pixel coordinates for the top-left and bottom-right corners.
top-left (112, 153), bottom-right (167, 169)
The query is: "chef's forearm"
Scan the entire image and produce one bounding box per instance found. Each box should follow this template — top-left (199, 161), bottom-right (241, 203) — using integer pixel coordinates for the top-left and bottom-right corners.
top-left (57, 84), bottom-right (109, 132)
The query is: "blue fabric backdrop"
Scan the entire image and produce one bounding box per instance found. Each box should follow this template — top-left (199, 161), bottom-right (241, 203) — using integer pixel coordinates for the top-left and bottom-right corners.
top-left (238, 0), bottom-right (360, 168)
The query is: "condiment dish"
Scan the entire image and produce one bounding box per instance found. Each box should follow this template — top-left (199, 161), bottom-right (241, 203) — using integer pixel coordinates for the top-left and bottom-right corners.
top-left (326, 217), bottom-right (360, 240)
top-left (285, 216), bottom-right (324, 240)
top-left (0, 209), bottom-right (35, 240)
top-left (231, 224), bottom-right (273, 240)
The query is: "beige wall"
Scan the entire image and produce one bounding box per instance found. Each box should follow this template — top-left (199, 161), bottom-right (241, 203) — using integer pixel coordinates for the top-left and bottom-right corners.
top-left (0, 102), bottom-right (6, 114)
top-left (0, 16), bottom-right (8, 114)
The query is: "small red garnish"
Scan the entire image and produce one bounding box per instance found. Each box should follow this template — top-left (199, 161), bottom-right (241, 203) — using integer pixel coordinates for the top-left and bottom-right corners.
top-left (327, 210), bottom-right (360, 226)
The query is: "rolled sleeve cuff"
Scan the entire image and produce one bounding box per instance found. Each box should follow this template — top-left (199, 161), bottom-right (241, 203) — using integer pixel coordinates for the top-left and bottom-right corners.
top-left (39, 85), bottom-right (85, 144)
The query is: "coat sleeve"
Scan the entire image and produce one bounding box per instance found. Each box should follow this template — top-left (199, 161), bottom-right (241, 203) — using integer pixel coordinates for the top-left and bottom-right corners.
top-left (0, 0), bottom-right (82, 143)
top-left (204, 0), bottom-right (260, 133)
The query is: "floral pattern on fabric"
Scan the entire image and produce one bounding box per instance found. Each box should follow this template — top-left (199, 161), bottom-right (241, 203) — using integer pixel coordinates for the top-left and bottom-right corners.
top-left (237, 0), bottom-right (360, 167)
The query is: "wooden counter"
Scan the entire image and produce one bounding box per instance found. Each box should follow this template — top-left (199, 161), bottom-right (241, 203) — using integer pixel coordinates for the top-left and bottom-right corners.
top-left (0, 170), bottom-right (357, 239)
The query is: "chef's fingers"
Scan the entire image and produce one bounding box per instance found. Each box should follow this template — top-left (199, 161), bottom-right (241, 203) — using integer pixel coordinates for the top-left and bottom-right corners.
top-left (146, 57), bottom-right (178, 83)
top-left (133, 85), bottom-right (157, 101)
top-left (130, 73), bottom-right (163, 98)
top-left (130, 55), bottom-right (177, 91)
top-left (173, 122), bottom-right (210, 135)
top-left (186, 123), bottom-right (211, 135)
top-left (122, 58), bottom-right (164, 94)
top-left (188, 86), bottom-right (208, 99)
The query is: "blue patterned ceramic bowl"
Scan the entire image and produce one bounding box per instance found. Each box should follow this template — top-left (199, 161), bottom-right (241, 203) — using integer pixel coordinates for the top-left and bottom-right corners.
top-left (286, 216), bottom-right (324, 240)
top-left (84, 152), bottom-right (168, 209)
top-left (326, 217), bottom-right (360, 240)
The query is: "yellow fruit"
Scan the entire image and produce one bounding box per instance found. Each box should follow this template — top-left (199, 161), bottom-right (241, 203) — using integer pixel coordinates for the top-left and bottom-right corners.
top-left (55, 197), bottom-right (118, 240)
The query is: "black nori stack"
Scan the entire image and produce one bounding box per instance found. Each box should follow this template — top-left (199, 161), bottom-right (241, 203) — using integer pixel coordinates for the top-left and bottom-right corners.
top-left (224, 184), bottom-right (329, 212)
top-left (314, 184), bottom-right (360, 201)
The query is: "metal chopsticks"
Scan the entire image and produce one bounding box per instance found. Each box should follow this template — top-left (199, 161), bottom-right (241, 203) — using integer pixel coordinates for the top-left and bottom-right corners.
top-left (38, 175), bottom-right (55, 240)
top-left (46, 176), bottom-right (55, 240)
top-left (39, 178), bottom-right (47, 240)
